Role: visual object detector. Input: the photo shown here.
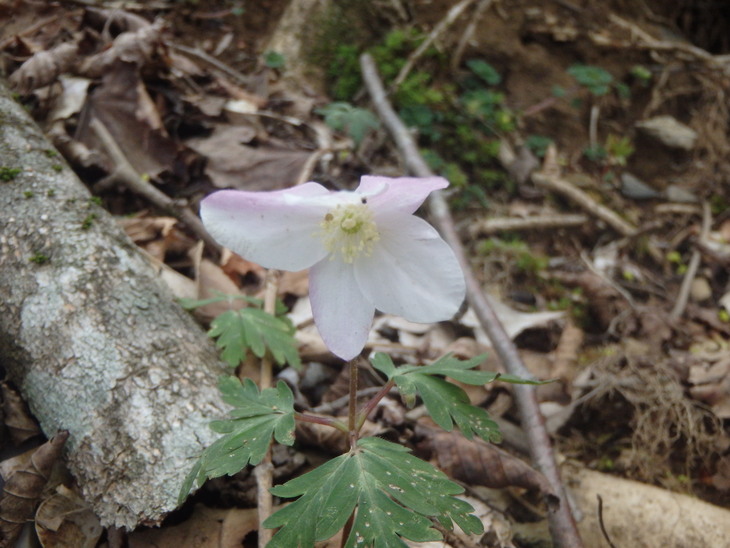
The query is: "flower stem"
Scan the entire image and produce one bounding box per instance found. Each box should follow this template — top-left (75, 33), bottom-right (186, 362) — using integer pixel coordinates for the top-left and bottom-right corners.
top-left (348, 358), bottom-right (358, 449)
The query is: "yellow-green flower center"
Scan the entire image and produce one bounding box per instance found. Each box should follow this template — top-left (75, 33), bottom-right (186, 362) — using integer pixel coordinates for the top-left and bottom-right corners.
top-left (320, 203), bottom-right (380, 263)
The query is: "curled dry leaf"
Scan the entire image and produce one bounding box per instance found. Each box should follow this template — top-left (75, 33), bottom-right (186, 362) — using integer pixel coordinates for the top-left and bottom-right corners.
top-left (416, 423), bottom-right (558, 507)
top-left (35, 485), bottom-right (102, 548)
top-left (9, 42), bottom-right (78, 94)
top-left (79, 19), bottom-right (164, 77)
top-left (0, 382), bottom-right (40, 445)
top-left (0, 431), bottom-right (69, 547)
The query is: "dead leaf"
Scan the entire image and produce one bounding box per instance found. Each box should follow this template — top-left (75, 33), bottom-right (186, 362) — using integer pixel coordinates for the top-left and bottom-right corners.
top-left (76, 61), bottom-right (180, 178)
top-left (35, 485), bottom-right (102, 548)
top-left (128, 504), bottom-right (258, 548)
top-left (9, 41), bottom-right (78, 94)
top-left (0, 432), bottom-right (69, 547)
top-left (1, 383), bottom-right (40, 445)
top-left (78, 19), bottom-right (164, 77)
top-left (461, 295), bottom-right (564, 347)
top-left (417, 423), bottom-right (557, 507)
top-left (689, 357), bottom-right (730, 418)
top-left (187, 124), bottom-right (311, 191)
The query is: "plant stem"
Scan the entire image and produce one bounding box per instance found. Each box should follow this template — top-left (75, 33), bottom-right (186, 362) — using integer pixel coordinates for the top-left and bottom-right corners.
top-left (295, 412), bottom-right (349, 434)
top-left (356, 378), bottom-right (395, 430)
top-left (348, 358), bottom-right (359, 449)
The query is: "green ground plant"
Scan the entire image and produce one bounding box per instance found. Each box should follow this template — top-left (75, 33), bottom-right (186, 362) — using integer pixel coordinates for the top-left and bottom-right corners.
top-left (179, 295), bottom-right (542, 546)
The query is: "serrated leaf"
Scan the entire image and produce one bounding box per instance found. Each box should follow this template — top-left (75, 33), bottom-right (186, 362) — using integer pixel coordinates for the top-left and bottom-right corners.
top-left (316, 102), bottom-right (379, 145)
top-left (371, 353), bottom-right (502, 442)
top-left (208, 308), bottom-right (300, 369)
top-left (178, 378), bottom-right (295, 504)
top-left (264, 437), bottom-right (483, 547)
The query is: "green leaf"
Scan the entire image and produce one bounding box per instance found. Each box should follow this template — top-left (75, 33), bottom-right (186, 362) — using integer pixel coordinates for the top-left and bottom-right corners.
top-left (264, 437), bottom-right (483, 547)
top-left (178, 378), bottom-right (295, 504)
top-left (567, 64), bottom-right (614, 96)
top-left (208, 308), bottom-right (300, 369)
top-left (316, 102), bottom-right (379, 145)
top-left (466, 59), bottom-right (501, 86)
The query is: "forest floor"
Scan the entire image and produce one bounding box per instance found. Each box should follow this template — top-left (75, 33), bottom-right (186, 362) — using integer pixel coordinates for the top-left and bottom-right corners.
top-left (2, 0), bottom-right (730, 546)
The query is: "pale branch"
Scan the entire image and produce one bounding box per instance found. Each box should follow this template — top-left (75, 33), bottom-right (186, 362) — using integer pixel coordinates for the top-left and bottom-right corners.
top-left (360, 53), bottom-right (584, 548)
top-left (530, 172), bottom-right (637, 238)
top-left (0, 80), bottom-right (228, 529)
top-left (391, 0), bottom-right (478, 89)
top-left (465, 213), bottom-right (589, 238)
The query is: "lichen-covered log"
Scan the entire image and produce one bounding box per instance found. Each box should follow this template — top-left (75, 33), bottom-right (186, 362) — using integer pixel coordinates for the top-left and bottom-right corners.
top-left (0, 80), bottom-right (227, 529)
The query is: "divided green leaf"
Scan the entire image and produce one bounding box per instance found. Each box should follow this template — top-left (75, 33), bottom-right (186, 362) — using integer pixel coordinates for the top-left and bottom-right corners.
top-left (178, 378), bottom-right (296, 503)
top-left (264, 437), bottom-right (483, 547)
top-left (372, 353), bottom-right (549, 443)
top-left (316, 102), bottom-right (380, 145)
top-left (209, 308), bottom-right (300, 369)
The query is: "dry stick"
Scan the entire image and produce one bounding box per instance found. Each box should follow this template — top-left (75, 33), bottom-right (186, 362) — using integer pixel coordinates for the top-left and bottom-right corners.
top-left (360, 53), bottom-right (584, 548)
top-left (670, 201), bottom-right (711, 320)
top-left (89, 118), bottom-right (222, 255)
top-left (466, 213), bottom-right (589, 238)
top-left (531, 172), bottom-right (636, 238)
top-left (451, 0), bottom-right (495, 71)
top-left (391, 0), bottom-right (478, 89)
top-left (255, 269), bottom-right (280, 547)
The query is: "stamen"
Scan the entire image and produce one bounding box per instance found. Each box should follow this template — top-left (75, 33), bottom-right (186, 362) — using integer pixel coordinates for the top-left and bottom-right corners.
top-left (320, 203), bottom-right (380, 263)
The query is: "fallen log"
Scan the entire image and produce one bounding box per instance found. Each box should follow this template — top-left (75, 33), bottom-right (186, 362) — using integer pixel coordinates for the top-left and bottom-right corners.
top-left (0, 80), bottom-right (227, 529)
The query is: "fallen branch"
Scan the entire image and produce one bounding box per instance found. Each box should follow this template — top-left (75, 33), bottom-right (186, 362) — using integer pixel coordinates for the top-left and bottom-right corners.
top-left (0, 80), bottom-right (227, 529)
top-left (360, 53), bottom-right (583, 548)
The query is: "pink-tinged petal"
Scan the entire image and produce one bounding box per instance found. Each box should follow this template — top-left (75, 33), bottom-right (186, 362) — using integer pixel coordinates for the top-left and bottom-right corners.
top-left (309, 258), bottom-right (374, 360)
top-left (354, 215), bottom-right (465, 322)
top-left (200, 184), bottom-right (332, 271)
top-left (356, 175), bottom-right (448, 217)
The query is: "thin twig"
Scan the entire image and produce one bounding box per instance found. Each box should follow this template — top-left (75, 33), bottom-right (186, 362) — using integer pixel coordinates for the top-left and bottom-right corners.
top-left (360, 53), bottom-right (584, 548)
top-left (670, 201), bottom-right (711, 320)
top-left (531, 172), bottom-right (637, 238)
top-left (89, 118), bottom-right (222, 255)
top-left (165, 42), bottom-right (252, 86)
top-left (391, 0), bottom-right (478, 89)
top-left (451, 0), bottom-right (495, 71)
top-left (596, 495), bottom-right (617, 548)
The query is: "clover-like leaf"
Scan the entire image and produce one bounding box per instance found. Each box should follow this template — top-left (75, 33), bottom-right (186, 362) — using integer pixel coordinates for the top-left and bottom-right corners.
top-left (208, 308), bottom-right (300, 369)
top-left (264, 437), bottom-right (483, 547)
top-left (178, 378), bottom-right (295, 503)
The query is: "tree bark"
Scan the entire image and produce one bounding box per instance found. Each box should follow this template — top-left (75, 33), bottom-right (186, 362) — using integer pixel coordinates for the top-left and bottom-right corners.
top-left (0, 81), bottom-right (227, 529)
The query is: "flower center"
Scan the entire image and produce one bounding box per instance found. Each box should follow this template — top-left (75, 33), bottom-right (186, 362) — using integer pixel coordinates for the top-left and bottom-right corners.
top-left (320, 203), bottom-right (380, 263)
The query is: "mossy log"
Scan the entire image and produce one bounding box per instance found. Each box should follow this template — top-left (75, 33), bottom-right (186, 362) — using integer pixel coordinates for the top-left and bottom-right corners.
top-left (0, 81), bottom-right (227, 529)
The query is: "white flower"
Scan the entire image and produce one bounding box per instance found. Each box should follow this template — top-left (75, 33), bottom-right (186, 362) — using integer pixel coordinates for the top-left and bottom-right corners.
top-left (200, 176), bottom-right (465, 360)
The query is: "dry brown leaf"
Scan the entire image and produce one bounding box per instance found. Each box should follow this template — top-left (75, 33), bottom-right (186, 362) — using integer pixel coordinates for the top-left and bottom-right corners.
top-left (0, 432), bottom-right (68, 547)
top-left (35, 485), bottom-right (102, 548)
top-left (128, 504), bottom-right (258, 548)
top-left (79, 19), bottom-right (164, 77)
top-left (417, 424), bottom-right (557, 505)
top-left (76, 61), bottom-right (180, 178)
top-left (186, 124), bottom-right (311, 191)
top-left (0, 383), bottom-right (40, 445)
top-left (9, 41), bottom-right (78, 94)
